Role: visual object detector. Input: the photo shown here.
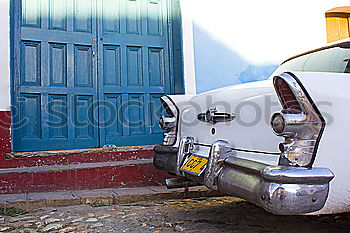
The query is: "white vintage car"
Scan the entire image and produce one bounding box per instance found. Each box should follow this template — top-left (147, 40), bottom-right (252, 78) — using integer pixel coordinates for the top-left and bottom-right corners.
top-left (154, 38), bottom-right (350, 215)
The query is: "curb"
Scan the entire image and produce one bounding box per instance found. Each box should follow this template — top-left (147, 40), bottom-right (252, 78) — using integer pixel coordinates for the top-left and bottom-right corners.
top-left (0, 186), bottom-right (225, 211)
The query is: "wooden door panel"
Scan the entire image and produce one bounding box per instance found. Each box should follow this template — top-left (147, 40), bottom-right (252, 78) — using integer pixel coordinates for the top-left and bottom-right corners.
top-left (13, 0), bottom-right (99, 151)
top-left (97, 0), bottom-right (172, 147)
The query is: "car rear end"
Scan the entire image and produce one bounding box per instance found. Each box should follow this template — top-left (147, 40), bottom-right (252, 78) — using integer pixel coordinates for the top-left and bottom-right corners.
top-left (154, 40), bottom-right (350, 215)
top-left (154, 76), bottom-right (334, 215)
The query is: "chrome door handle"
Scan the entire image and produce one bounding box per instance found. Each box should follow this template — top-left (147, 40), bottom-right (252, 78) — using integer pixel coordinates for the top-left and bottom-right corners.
top-left (197, 108), bottom-right (236, 124)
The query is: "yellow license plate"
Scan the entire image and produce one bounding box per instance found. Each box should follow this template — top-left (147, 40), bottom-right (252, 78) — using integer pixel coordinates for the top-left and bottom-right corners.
top-left (180, 154), bottom-right (208, 176)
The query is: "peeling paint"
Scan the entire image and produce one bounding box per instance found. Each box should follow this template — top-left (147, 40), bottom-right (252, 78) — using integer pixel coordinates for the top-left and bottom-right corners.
top-left (6, 145), bottom-right (156, 159)
top-left (0, 111), bottom-right (11, 154)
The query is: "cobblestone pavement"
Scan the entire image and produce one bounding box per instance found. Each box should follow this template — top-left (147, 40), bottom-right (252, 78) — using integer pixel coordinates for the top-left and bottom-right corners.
top-left (1, 196), bottom-right (350, 233)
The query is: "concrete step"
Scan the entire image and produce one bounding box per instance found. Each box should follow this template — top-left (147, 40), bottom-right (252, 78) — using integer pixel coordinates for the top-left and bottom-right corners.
top-left (0, 147), bottom-right (173, 194)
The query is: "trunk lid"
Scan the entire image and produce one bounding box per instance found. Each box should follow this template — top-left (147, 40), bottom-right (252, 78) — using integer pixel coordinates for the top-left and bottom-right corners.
top-left (179, 80), bottom-right (282, 165)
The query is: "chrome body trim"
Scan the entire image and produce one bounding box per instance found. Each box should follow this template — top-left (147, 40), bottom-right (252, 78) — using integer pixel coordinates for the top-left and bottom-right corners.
top-left (160, 96), bottom-right (179, 146)
top-left (204, 140), bottom-right (232, 190)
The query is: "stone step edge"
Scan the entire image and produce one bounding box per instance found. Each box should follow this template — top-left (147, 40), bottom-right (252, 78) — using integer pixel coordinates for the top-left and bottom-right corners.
top-left (0, 186), bottom-right (226, 211)
top-left (0, 159), bottom-right (153, 174)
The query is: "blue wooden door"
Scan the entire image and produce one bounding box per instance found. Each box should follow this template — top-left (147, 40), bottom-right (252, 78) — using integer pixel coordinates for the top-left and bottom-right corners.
top-left (12, 0), bottom-right (172, 151)
top-left (13, 0), bottom-right (99, 151)
top-left (97, 0), bottom-right (171, 146)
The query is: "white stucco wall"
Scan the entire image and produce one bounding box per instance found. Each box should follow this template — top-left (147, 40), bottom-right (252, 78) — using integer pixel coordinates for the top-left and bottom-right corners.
top-left (0, 0), bottom-right (349, 102)
top-left (0, 0), bottom-right (10, 111)
top-left (184, 0), bottom-right (350, 93)
top-left (179, 0), bottom-right (196, 95)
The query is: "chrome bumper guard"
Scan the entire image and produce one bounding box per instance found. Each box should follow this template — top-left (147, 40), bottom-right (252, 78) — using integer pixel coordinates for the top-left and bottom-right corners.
top-left (178, 138), bottom-right (335, 215)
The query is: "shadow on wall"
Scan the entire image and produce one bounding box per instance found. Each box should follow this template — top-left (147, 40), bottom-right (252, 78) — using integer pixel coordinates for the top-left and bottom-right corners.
top-left (192, 24), bottom-right (279, 93)
top-left (238, 64), bottom-right (279, 83)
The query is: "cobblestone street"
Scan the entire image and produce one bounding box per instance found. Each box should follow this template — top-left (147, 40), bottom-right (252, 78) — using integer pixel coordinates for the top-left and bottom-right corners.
top-left (1, 196), bottom-right (350, 233)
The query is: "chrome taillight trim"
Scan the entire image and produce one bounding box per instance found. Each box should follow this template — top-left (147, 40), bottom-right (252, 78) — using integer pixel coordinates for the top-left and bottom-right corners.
top-left (160, 96), bottom-right (179, 146)
top-left (159, 116), bottom-right (176, 130)
top-left (272, 72), bottom-right (326, 167)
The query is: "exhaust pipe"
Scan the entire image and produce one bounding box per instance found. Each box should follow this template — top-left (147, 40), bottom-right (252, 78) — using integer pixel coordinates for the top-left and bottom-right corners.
top-left (165, 177), bottom-right (202, 189)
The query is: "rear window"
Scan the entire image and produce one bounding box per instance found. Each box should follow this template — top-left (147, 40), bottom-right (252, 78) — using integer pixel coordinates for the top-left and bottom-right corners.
top-left (272, 43), bottom-right (350, 75)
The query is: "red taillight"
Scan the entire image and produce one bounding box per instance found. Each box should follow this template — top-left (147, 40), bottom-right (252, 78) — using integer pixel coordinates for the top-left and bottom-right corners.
top-left (275, 77), bottom-right (302, 112)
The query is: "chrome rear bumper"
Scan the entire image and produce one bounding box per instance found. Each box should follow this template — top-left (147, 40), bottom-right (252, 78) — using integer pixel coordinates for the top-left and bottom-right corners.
top-left (217, 156), bottom-right (334, 215)
top-left (154, 138), bottom-right (335, 215)
top-left (185, 138), bottom-right (334, 215)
